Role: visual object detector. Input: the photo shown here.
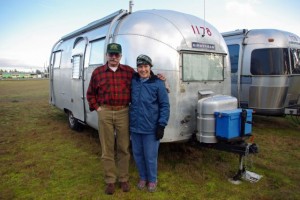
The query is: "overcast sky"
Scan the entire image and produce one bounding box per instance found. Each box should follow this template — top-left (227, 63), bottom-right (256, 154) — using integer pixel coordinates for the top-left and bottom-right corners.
top-left (1, 0), bottom-right (299, 72)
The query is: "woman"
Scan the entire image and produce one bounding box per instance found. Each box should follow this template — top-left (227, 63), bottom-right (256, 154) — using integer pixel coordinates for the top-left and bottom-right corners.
top-left (130, 54), bottom-right (170, 192)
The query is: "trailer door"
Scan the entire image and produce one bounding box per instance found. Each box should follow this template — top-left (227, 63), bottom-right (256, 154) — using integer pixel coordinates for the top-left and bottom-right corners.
top-left (71, 37), bottom-right (87, 122)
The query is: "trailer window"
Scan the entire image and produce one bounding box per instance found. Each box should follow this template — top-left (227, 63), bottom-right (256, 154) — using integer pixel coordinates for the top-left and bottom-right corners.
top-left (182, 53), bottom-right (224, 81)
top-left (291, 49), bottom-right (300, 74)
top-left (72, 55), bottom-right (81, 79)
top-left (251, 48), bottom-right (289, 75)
top-left (89, 40), bottom-right (105, 65)
top-left (227, 44), bottom-right (239, 73)
top-left (53, 51), bottom-right (62, 68)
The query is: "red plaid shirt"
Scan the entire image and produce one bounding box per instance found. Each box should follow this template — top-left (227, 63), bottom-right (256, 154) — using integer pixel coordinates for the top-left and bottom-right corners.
top-left (86, 63), bottom-right (135, 111)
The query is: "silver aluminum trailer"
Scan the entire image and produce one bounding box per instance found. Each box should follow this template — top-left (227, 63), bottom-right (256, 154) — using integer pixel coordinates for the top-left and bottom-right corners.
top-left (222, 29), bottom-right (300, 116)
top-left (49, 8), bottom-right (236, 143)
top-left (49, 9), bottom-right (260, 181)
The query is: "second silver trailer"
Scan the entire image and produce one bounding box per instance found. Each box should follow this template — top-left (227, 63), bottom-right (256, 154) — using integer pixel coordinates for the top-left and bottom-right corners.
top-left (222, 29), bottom-right (300, 116)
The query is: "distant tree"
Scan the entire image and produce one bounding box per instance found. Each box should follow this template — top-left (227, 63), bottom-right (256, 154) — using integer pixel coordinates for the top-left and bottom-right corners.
top-left (36, 69), bottom-right (42, 74)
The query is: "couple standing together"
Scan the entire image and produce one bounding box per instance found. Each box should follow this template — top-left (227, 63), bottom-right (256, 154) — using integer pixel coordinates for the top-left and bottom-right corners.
top-left (86, 43), bottom-right (170, 195)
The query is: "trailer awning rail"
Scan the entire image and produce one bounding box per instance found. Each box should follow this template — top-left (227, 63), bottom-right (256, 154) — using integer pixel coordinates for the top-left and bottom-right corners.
top-left (61, 9), bottom-right (126, 41)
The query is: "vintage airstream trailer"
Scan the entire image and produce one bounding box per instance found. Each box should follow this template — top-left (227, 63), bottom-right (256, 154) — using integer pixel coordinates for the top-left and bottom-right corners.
top-left (49, 9), bottom-right (238, 144)
top-left (222, 29), bottom-right (300, 116)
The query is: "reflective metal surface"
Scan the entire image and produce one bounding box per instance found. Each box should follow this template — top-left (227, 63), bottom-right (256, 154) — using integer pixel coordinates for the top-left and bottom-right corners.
top-left (50, 9), bottom-right (231, 142)
top-left (223, 29), bottom-right (300, 115)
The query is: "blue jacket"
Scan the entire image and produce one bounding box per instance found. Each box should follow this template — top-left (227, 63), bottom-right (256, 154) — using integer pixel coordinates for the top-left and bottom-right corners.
top-left (130, 72), bottom-right (170, 134)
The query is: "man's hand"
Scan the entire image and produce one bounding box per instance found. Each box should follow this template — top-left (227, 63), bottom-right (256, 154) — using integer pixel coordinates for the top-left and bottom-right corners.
top-left (157, 73), bottom-right (170, 93)
top-left (157, 73), bottom-right (166, 81)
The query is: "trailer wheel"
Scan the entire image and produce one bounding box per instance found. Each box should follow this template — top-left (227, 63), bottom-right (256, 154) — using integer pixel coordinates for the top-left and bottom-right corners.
top-left (68, 111), bottom-right (83, 131)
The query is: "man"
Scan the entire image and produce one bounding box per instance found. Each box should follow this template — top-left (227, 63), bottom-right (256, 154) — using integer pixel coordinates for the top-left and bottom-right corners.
top-left (86, 43), bottom-right (133, 195)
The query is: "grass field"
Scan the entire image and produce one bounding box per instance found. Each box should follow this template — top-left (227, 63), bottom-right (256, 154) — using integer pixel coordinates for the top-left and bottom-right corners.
top-left (0, 79), bottom-right (299, 200)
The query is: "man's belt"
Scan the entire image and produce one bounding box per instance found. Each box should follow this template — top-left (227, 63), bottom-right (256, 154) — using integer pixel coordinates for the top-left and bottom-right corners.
top-left (101, 105), bottom-right (128, 111)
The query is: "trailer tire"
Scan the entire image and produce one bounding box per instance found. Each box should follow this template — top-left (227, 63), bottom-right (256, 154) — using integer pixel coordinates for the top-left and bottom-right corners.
top-left (68, 111), bottom-right (83, 131)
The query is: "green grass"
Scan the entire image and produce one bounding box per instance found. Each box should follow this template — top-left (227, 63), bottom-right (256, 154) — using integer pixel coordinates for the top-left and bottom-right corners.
top-left (0, 79), bottom-right (300, 200)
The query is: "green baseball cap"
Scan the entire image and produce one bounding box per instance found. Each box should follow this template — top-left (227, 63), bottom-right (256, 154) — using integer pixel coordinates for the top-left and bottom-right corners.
top-left (107, 43), bottom-right (122, 54)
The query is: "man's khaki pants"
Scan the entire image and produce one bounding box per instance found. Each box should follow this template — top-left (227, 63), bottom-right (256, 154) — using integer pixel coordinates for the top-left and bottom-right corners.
top-left (97, 107), bottom-right (130, 184)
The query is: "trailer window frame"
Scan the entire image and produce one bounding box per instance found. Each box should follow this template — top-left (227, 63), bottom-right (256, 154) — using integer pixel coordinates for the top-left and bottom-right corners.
top-left (53, 50), bottom-right (62, 69)
top-left (290, 48), bottom-right (300, 74)
top-left (250, 48), bottom-right (289, 75)
top-left (89, 39), bottom-right (105, 67)
top-left (181, 51), bottom-right (225, 82)
top-left (71, 54), bottom-right (82, 79)
top-left (227, 44), bottom-right (239, 73)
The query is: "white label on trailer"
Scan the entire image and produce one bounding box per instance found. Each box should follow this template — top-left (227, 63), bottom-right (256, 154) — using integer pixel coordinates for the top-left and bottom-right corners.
top-left (192, 42), bottom-right (215, 50)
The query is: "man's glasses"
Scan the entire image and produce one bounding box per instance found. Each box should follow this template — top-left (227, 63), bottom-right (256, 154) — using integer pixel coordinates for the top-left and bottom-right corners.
top-left (108, 53), bottom-right (121, 58)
